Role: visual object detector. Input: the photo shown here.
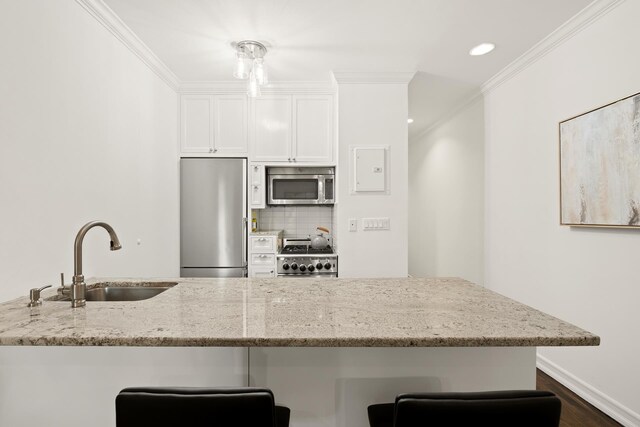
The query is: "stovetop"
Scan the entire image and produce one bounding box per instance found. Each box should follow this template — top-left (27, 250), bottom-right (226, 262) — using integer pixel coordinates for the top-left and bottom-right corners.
top-left (281, 245), bottom-right (334, 255)
top-left (279, 238), bottom-right (335, 257)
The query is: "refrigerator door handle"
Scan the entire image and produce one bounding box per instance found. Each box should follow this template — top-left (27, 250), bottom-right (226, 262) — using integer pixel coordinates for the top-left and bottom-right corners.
top-left (242, 217), bottom-right (248, 268)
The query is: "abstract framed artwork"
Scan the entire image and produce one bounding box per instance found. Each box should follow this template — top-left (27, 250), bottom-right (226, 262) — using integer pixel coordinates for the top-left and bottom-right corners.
top-left (560, 91), bottom-right (640, 228)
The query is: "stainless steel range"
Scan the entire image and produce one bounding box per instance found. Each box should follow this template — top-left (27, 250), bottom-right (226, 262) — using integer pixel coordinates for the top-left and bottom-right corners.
top-left (277, 238), bottom-right (338, 277)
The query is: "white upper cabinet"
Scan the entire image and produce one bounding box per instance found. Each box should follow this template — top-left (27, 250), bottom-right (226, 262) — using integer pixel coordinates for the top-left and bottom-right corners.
top-left (215, 95), bottom-right (248, 155)
top-left (249, 163), bottom-right (266, 209)
top-left (181, 95), bottom-right (212, 154)
top-left (292, 95), bottom-right (333, 163)
top-left (251, 94), bottom-right (334, 164)
top-left (180, 94), bottom-right (248, 156)
top-left (251, 95), bottom-right (292, 162)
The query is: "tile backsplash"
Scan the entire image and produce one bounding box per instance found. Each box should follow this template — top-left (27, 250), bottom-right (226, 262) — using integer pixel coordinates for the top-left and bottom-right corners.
top-left (256, 206), bottom-right (334, 240)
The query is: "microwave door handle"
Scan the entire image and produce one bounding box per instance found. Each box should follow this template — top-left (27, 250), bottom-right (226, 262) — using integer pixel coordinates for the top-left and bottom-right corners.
top-left (318, 178), bottom-right (325, 204)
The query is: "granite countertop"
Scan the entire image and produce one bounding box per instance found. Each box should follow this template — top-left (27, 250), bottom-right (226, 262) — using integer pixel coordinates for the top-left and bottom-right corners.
top-left (0, 277), bottom-right (599, 347)
top-left (250, 230), bottom-right (283, 236)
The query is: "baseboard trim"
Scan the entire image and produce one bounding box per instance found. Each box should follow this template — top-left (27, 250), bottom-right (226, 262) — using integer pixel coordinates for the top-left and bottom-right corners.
top-left (537, 354), bottom-right (640, 426)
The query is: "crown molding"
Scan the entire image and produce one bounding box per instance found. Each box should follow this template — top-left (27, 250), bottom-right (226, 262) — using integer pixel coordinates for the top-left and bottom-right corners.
top-left (332, 71), bottom-right (416, 84)
top-left (409, 90), bottom-right (483, 144)
top-left (179, 81), bottom-right (336, 95)
top-left (75, 0), bottom-right (180, 91)
top-left (481, 0), bottom-right (624, 95)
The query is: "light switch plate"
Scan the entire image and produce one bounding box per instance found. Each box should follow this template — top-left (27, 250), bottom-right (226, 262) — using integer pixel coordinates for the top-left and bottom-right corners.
top-left (349, 218), bottom-right (357, 232)
top-left (362, 217), bottom-right (390, 231)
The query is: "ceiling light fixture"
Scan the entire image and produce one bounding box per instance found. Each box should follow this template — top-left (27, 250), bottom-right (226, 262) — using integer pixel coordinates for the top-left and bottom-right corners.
top-left (407, 118), bottom-right (414, 124)
top-left (469, 43), bottom-right (495, 56)
top-left (232, 40), bottom-right (268, 97)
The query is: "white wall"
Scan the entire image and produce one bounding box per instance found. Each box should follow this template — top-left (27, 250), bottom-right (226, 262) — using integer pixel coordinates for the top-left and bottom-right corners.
top-left (336, 83), bottom-right (409, 277)
top-left (0, 3), bottom-right (218, 427)
top-left (408, 100), bottom-right (484, 284)
top-left (0, 0), bottom-right (179, 302)
top-left (484, 1), bottom-right (640, 424)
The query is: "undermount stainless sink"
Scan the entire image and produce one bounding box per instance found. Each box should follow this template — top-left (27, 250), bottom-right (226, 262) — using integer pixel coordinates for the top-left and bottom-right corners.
top-left (50, 282), bottom-right (177, 302)
top-left (84, 286), bottom-right (172, 302)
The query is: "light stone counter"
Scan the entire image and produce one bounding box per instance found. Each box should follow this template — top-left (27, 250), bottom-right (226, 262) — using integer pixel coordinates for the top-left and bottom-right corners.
top-left (249, 230), bottom-right (284, 236)
top-left (0, 277), bottom-right (599, 347)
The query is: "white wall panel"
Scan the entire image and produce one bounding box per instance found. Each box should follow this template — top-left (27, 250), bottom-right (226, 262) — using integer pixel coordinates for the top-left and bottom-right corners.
top-left (484, 1), bottom-right (640, 422)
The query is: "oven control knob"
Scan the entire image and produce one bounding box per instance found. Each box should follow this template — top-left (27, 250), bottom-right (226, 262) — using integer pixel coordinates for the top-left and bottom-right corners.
top-left (307, 264), bottom-right (315, 272)
top-left (282, 263), bottom-right (290, 270)
top-left (316, 262), bottom-right (323, 270)
top-left (299, 265), bottom-right (307, 272)
top-left (324, 262), bottom-right (332, 270)
top-left (291, 263), bottom-right (298, 270)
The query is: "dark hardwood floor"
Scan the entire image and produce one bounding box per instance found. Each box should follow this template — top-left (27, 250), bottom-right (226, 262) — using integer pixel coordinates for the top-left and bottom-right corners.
top-left (536, 369), bottom-right (621, 427)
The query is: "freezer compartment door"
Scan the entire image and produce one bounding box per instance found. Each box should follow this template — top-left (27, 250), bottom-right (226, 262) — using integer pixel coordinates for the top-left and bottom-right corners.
top-left (181, 158), bottom-right (247, 268)
top-left (181, 267), bottom-right (247, 278)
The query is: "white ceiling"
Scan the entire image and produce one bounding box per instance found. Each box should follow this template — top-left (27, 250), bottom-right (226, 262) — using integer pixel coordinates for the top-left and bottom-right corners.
top-left (103, 0), bottom-right (591, 138)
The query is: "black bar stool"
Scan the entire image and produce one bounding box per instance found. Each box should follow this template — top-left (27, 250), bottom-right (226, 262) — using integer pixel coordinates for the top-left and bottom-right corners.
top-left (368, 390), bottom-right (561, 427)
top-left (116, 387), bottom-right (290, 427)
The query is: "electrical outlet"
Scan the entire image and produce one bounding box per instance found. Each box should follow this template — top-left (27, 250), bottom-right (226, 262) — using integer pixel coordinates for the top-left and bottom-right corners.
top-left (349, 218), bottom-right (357, 232)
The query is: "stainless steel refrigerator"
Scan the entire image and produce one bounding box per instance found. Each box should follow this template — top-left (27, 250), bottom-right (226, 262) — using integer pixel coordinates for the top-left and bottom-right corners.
top-left (180, 158), bottom-right (247, 277)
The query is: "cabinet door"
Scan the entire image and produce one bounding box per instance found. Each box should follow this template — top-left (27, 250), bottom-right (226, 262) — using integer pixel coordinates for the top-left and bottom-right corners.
top-left (250, 253), bottom-right (276, 266)
top-left (251, 95), bottom-right (292, 162)
top-left (250, 164), bottom-right (266, 209)
top-left (249, 267), bottom-right (276, 278)
top-left (181, 95), bottom-right (213, 153)
top-left (214, 95), bottom-right (248, 155)
top-left (292, 95), bottom-right (333, 164)
top-left (250, 236), bottom-right (276, 252)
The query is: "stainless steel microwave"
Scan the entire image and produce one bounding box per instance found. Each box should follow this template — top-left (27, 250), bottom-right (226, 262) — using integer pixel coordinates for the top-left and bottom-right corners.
top-left (267, 167), bottom-right (335, 205)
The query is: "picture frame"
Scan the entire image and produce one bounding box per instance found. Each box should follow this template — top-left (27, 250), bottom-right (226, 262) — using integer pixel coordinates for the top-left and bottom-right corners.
top-left (559, 91), bottom-right (640, 228)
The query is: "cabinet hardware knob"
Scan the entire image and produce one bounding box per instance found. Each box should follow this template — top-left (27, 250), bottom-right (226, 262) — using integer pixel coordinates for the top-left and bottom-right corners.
top-left (288, 157), bottom-right (291, 162)
top-left (209, 148), bottom-right (213, 153)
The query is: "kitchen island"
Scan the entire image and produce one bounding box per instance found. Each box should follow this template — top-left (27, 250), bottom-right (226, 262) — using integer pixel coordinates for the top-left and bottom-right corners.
top-left (0, 277), bottom-right (598, 426)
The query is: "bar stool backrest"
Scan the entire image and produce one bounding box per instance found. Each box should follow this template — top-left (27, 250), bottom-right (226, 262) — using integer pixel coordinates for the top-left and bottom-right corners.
top-left (116, 387), bottom-right (284, 427)
top-left (394, 390), bottom-right (561, 427)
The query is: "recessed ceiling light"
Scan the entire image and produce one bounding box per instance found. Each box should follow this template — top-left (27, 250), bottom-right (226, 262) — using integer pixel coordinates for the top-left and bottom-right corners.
top-left (469, 43), bottom-right (495, 56)
top-left (407, 118), bottom-right (414, 124)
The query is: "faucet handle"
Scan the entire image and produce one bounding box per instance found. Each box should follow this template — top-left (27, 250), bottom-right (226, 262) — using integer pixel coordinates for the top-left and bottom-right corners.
top-left (60, 273), bottom-right (65, 287)
top-left (28, 285), bottom-right (52, 307)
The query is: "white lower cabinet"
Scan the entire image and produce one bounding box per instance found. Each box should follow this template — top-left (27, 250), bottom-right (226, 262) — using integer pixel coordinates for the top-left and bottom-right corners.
top-left (249, 267), bottom-right (276, 278)
top-left (248, 232), bottom-right (282, 278)
top-left (251, 253), bottom-right (276, 266)
top-left (250, 235), bottom-right (276, 252)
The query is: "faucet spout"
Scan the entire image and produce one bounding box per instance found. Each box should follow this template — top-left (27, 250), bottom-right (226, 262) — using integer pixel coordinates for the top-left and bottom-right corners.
top-left (71, 221), bottom-right (122, 308)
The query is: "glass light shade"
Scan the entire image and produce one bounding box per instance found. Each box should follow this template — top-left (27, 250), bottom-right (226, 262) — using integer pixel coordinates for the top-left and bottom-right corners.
top-left (248, 70), bottom-right (261, 97)
top-left (233, 52), bottom-right (249, 79)
top-left (254, 58), bottom-right (268, 85)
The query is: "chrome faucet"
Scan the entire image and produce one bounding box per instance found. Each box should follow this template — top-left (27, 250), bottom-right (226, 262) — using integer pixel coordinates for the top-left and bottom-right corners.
top-left (69, 221), bottom-right (122, 308)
